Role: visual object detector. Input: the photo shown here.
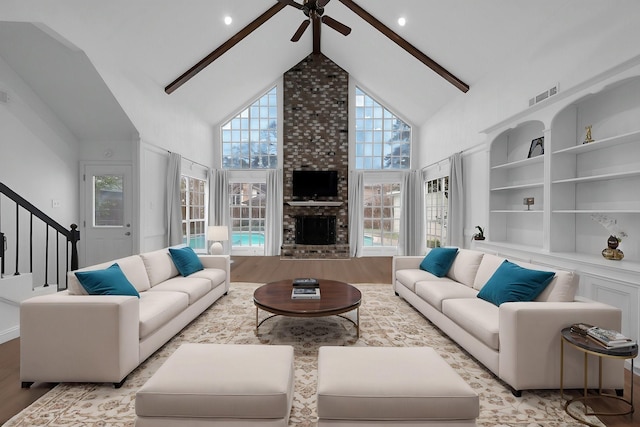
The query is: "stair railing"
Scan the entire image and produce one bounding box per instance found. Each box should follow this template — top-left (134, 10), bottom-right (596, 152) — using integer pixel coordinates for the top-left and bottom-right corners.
top-left (0, 182), bottom-right (79, 290)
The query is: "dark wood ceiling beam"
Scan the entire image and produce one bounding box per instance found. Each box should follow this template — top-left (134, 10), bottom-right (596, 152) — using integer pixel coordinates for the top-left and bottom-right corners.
top-left (165, 2), bottom-right (286, 94)
top-left (338, 0), bottom-right (469, 93)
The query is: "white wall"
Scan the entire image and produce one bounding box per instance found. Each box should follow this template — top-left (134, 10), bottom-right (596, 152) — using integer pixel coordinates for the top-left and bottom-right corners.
top-left (0, 54), bottom-right (79, 284)
top-left (418, 16), bottom-right (640, 247)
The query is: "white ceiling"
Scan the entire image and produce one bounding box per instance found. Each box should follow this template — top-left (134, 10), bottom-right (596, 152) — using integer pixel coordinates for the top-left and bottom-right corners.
top-left (0, 0), bottom-right (636, 142)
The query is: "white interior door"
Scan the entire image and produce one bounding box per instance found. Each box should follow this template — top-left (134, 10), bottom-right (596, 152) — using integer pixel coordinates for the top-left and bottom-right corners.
top-left (82, 163), bottom-right (134, 266)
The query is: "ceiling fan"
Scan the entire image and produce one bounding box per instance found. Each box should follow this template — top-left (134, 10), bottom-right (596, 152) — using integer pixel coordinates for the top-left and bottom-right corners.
top-left (165, 0), bottom-right (468, 95)
top-left (279, 0), bottom-right (351, 48)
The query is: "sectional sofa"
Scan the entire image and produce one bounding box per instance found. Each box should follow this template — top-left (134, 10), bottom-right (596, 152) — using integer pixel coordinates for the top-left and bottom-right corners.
top-left (393, 248), bottom-right (624, 395)
top-left (20, 247), bottom-right (230, 388)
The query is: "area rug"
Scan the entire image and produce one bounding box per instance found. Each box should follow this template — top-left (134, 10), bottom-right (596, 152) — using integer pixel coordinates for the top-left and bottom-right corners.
top-left (5, 283), bottom-right (603, 427)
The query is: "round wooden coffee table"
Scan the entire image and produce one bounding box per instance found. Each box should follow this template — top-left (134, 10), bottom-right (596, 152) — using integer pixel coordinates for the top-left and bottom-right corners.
top-left (253, 279), bottom-right (362, 337)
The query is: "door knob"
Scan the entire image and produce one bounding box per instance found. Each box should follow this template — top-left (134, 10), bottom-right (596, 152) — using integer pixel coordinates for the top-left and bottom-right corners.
top-left (124, 232), bottom-right (131, 236)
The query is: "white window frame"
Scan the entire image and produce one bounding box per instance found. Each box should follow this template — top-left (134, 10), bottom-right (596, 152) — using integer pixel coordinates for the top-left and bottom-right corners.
top-left (180, 159), bottom-right (209, 253)
top-left (350, 82), bottom-right (413, 171)
top-left (228, 170), bottom-right (268, 256)
top-left (422, 160), bottom-right (451, 251)
top-left (360, 171), bottom-right (403, 256)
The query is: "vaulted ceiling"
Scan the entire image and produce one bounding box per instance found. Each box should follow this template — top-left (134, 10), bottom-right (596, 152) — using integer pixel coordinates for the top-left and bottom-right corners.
top-left (0, 1), bottom-right (635, 142)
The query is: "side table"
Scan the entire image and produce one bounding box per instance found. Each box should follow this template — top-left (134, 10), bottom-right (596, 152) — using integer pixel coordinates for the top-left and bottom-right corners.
top-left (560, 327), bottom-right (637, 426)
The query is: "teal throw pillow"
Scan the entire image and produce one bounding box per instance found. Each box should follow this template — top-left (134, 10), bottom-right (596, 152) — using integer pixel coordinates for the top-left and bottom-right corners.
top-left (75, 263), bottom-right (140, 297)
top-left (419, 247), bottom-right (459, 277)
top-left (169, 246), bottom-right (204, 276)
top-left (477, 260), bottom-right (555, 306)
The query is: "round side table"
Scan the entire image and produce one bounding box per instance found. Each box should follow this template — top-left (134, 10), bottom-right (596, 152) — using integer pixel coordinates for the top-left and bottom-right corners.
top-left (560, 327), bottom-right (637, 426)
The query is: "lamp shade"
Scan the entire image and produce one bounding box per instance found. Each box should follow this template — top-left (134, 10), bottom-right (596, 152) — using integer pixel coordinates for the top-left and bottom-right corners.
top-left (207, 226), bottom-right (228, 242)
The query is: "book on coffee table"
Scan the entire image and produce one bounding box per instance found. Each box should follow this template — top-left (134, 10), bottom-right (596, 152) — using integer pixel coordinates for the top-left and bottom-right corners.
top-left (291, 287), bottom-right (321, 299)
top-left (292, 278), bottom-right (319, 288)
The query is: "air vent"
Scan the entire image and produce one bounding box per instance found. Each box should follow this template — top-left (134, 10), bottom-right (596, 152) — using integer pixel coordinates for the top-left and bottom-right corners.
top-left (529, 84), bottom-right (559, 107)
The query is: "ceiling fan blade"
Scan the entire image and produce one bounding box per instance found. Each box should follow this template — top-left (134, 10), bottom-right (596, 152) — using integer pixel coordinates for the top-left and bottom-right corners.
top-left (321, 15), bottom-right (351, 36)
top-left (165, 2), bottom-right (286, 94)
top-left (291, 19), bottom-right (310, 41)
top-left (337, 0), bottom-right (469, 93)
top-left (277, 0), bottom-right (303, 10)
top-left (317, 0), bottom-right (331, 7)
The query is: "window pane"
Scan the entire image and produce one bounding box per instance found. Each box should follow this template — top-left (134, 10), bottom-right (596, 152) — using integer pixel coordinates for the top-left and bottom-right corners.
top-left (180, 175), bottom-right (207, 251)
top-left (93, 175), bottom-right (124, 227)
top-left (354, 87), bottom-right (411, 170)
top-left (222, 87), bottom-right (278, 169)
top-left (229, 182), bottom-right (266, 248)
top-left (425, 177), bottom-right (448, 248)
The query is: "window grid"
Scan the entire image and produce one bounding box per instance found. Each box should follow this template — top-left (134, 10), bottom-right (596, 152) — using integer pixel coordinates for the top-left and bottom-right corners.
top-left (181, 176), bottom-right (207, 251)
top-left (425, 177), bottom-right (448, 248)
top-left (222, 87), bottom-right (278, 169)
top-left (363, 183), bottom-right (401, 247)
top-left (229, 183), bottom-right (266, 248)
top-left (355, 87), bottom-right (411, 170)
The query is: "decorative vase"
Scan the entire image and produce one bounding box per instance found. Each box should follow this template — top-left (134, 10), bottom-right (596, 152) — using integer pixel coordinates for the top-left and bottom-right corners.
top-left (601, 235), bottom-right (624, 260)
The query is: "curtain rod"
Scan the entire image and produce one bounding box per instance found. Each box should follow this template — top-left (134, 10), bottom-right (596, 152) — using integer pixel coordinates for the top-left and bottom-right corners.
top-left (420, 141), bottom-right (485, 171)
top-left (143, 141), bottom-right (210, 169)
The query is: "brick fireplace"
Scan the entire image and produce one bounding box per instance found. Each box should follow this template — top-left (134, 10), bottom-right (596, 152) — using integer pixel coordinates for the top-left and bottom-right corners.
top-left (281, 53), bottom-right (349, 259)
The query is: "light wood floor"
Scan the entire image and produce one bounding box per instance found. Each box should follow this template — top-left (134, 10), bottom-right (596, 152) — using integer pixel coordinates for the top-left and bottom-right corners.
top-left (1, 256), bottom-right (638, 426)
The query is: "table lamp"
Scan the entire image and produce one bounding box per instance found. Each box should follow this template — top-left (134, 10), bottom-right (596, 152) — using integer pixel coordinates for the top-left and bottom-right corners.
top-left (207, 226), bottom-right (228, 255)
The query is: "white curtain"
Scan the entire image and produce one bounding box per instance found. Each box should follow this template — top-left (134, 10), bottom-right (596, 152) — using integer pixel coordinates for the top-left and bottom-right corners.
top-left (348, 170), bottom-right (364, 257)
top-left (448, 152), bottom-right (464, 247)
top-left (209, 169), bottom-right (230, 253)
top-left (399, 170), bottom-right (424, 255)
top-left (166, 152), bottom-right (182, 246)
top-left (265, 169), bottom-right (283, 256)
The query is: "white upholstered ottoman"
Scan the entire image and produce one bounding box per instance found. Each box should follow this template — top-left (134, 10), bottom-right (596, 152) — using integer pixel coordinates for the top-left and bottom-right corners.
top-left (317, 346), bottom-right (479, 426)
top-left (135, 343), bottom-right (295, 426)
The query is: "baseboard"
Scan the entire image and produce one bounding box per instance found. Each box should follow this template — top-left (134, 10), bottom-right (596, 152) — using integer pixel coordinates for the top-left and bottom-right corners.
top-left (0, 325), bottom-right (19, 345)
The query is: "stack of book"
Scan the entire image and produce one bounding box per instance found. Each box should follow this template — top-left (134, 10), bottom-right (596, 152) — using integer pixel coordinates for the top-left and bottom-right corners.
top-left (291, 278), bottom-right (320, 299)
top-left (570, 323), bottom-right (636, 349)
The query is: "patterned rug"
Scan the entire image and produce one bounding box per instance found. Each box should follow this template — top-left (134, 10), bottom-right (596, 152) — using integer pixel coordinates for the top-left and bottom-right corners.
top-left (5, 283), bottom-right (603, 426)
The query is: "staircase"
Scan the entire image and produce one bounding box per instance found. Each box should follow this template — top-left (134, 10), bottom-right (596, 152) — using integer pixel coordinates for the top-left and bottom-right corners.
top-left (0, 274), bottom-right (57, 344)
top-left (0, 182), bottom-right (80, 344)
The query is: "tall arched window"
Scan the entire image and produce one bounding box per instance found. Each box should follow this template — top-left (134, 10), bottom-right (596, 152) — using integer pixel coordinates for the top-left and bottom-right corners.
top-left (354, 87), bottom-right (411, 170)
top-left (221, 87), bottom-right (278, 169)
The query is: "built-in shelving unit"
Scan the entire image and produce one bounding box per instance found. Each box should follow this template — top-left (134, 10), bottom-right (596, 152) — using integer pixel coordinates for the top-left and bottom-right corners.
top-left (480, 62), bottom-right (640, 367)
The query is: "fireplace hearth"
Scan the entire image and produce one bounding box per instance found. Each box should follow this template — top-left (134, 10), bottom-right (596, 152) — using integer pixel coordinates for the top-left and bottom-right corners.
top-left (295, 216), bottom-right (336, 245)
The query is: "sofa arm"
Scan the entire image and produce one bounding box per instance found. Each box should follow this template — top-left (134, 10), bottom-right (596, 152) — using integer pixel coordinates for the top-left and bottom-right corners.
top-left (199, 255), bottom-right (231, 293)
top-left (499, 300), bottom-right (624, 391)
top-left (392, 256), bottom-right (424, 273)
top-left (20, 292), bottom-right (140, 385)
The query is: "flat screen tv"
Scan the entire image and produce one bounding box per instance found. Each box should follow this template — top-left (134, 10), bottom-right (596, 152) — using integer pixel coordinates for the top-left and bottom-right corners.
top-left (292, 170), bottom-right (338, 198)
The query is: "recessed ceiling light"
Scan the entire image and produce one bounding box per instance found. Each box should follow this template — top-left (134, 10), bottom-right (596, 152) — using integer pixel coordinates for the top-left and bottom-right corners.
top-left (224, 16), bottom-right (233, 26)
top-left (398, 17), bottom-right (406, 27)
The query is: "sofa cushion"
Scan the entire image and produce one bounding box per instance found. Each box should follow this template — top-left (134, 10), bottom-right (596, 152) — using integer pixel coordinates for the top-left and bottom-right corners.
top-left (443, 298), bottom-right (500, 350)
top-left (140, 249), bottom-right (179, 286)
top-left (419, 247), bottom-right (459, 277)
top-left (535, 270), bottom-right (578, 302)
top-left (396, 269), bottom-right (452, 293)
top-left (147, 277), bottom-right (212, 305)
top-left (416, 280), bottom-right (478, 312)
top-left (477, 260), bottom-right (555, 306)
top-left (75, 263), bottom-right (140, 298)
top-left (189, 268), bottom-right (227, 289)
top-left (68, 255), bottom-right (151, 295)
top-left (169, 246), bottom-right (204, 276)
top-left (446, 249), bottom-right (485, 287)
top-left (139, 291), bottom-right (189, 339)
top-left (472, 253), bottom-right (505, 290)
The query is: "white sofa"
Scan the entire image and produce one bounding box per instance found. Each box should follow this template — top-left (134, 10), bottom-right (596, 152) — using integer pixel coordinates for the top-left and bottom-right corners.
top-left (20, 247), bottom-right (230, 388)
top-left (393, 248), bottom-right (624, 395)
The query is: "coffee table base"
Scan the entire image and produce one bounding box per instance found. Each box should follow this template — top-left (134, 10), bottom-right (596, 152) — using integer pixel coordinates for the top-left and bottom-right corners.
top-left (255, 307), bottom-right (360, 338)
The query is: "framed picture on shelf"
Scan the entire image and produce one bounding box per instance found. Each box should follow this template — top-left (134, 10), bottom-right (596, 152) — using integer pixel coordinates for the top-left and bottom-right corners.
top-left (527, 137), bottom-right (544, 158)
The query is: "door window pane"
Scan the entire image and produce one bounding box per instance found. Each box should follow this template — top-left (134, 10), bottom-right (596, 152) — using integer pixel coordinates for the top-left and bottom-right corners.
top-left (93, 175), bottom-right (124, 227)
top-left (363, 183), bottom-right (401, 246)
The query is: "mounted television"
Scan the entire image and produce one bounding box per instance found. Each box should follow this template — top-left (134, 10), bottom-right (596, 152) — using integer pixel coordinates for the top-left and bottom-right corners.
top-left (292, 170), bottom-right (338, 198)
